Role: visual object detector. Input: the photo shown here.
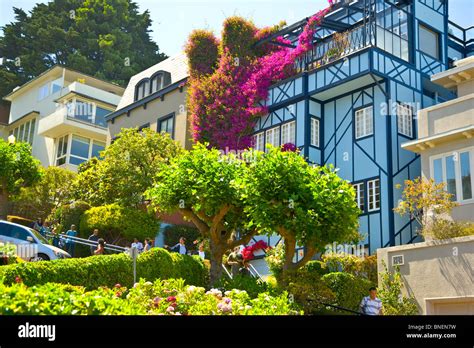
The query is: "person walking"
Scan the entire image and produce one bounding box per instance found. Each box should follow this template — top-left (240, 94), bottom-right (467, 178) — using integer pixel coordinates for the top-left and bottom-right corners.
top-left (94, 238), bottom-right (106, 255)
top-left (32, 218), bottom-right (43, 232)
top-left (65, 225), bottom-right (77, 257)
top-left (143, 238), bottom-right (152, 252)
top-left (131, 238), bottom-right (144, 253)
top-left (168, 237), bottom-right (187, 255)
top-left (359, 287), bottom-right (383, 315)
top-left (88, 229), bottom-right (100, 255)
top-left (227, 247), bottom-right (242, 277)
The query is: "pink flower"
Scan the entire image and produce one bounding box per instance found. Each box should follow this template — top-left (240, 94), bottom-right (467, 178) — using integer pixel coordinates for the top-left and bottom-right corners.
top-left (166, 306), bottom-right (175, 312)
top-left (15, 276), bottom-right (22, 283)
top-left (166, 296), bottom-right (176, 302)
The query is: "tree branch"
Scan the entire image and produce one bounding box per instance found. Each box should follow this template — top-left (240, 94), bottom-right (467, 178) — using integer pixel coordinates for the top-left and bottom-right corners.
top-left (179, 208), bottom-right (209, 234)
top-left (228, 229), bottom-right (258, 249)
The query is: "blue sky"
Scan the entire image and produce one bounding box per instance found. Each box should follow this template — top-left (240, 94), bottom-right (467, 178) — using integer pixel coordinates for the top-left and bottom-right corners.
top-left (1, 0), bottom-right (473, 56)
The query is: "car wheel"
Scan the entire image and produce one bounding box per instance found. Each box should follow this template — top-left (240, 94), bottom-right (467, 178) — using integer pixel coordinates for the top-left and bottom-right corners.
top-left (31, 253), bottom-right (50, 262)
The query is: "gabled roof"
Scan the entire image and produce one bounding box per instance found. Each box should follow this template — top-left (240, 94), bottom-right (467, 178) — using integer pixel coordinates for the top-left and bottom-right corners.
top-left (115, 52), bottom-right (188, 110)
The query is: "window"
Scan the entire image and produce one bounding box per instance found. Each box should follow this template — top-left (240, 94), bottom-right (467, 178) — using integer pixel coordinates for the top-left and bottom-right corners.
top-left (56, 135), bottom-right (68, 166)
top-left (397, 103), bottom-right (413, 138)
top-left (355, 106), bottom-right (373, 139)
top-left (460, 152), bottom-right (472, 200)
top-left (69, 135), bottom-right (90, 166)
top-left (51, 78), bottom-right (62, 94)
top-left (311, 118), bottom-right (320, 147)
top-left (367, 178), bottom-right (380, 211)
top-left (265, 126), bottom-right (280, 149)
top-left (432, 149), bottom-right (474, 203)
top-left (91, 141), bottom-right (105, 159)
top-left (38, 83), bottom-right (50, 101)
top-left (281, 121), bottom-right (295, 145)
top-left (353, 183), bottom-right (365, 212)
top-left (419, 24), bottom-right (440, 60)
top-left (158, 115), bottom-right (174, 138)
top-left (151, 73), bottom-right (164, 93)
top-left (95, 106), bottom-right (110, 127)
top-left (135, 79), bottom-right (150, 101)
top-left (74, 100), bottom-right (93, 123)
top-left (10, 119), bottom-right (36, 145)
top-left (253, 132), bottom-right (264, 151)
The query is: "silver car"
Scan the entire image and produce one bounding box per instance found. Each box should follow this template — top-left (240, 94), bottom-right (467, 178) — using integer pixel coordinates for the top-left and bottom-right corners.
top-left (0, 220), bottom-right (71, 261)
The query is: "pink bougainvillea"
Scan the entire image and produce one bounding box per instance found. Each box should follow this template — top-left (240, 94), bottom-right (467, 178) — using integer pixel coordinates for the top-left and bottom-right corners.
top-left (185, 1), bottom-right (333, 150)
top-left (241, 240), bottom-right (270, 261)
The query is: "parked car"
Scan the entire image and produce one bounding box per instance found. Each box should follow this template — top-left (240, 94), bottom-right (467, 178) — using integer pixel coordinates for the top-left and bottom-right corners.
top-left (0, 220), bottom-right (71, 261)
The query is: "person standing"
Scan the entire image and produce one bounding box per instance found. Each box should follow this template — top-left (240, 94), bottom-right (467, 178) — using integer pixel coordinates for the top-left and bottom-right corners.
top-left (65, 225), bottom-right (77, 257)
top-left (131, 238), bottom-right (144, 253)
top-left (51, 227), bottom-right (60, 247)
top-left (88, 229), bottom-right (100, 255)
top-left (227, 247), bottom-right (242, 277)
top-left (143, 238), bottom-right (152, 252)
top-left (197, 242), bottom-right (205, 260)
top-left (169, 237), bottom-right (187, 255)
top-left (94, 238), bottom-right (106, 255)
top-left (32, 218), bottom-right (43, 232)
top-left (359, 287), bottom-right (383, 315)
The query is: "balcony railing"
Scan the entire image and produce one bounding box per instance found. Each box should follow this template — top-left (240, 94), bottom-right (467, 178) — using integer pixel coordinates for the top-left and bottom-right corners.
top-left (295, 21), bottom-right (375, 73)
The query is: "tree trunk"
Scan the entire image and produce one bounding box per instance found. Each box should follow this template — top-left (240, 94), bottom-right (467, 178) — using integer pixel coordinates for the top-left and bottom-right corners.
top-left (209, 237), bottom-right (225, 286)
top-left (0, 190), bottom-right (9, 220)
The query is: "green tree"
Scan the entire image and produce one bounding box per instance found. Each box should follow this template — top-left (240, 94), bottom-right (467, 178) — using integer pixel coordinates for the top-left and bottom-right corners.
top-left (146, 143), bottom-right (257, 285)
top-left (73, 128), bottom-right (183, 207)
top-left (240, 146), bottom-right (360, 281)
top-left (0, 138), bottom-right (42, 218)
top-left (10, 166), bottom-right (76, 220)
top-left (394, 177), bottom-right (458, 232)
top-left (80, 203), bottom-right (159, 245)
top-left (0, 0), bottom-right (166, 101)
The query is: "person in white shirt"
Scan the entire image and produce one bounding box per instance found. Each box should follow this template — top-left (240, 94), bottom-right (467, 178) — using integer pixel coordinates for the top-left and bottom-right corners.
top-left (360, 287), bottom-right (383, 315)
top-left (131, 238), bottom-right (144, 253)
top-left (197, 242), bottom-right (205, 259)
top-left (169, 237), bottom-right (187, 255)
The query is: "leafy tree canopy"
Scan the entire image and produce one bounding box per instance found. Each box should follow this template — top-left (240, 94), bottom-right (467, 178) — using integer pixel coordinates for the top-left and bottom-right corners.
top-left (0, 0), bottom-right (166, 100)
top-left (10, 166), bottom-right (76, 220)
top-left (73, 128), bottom-right (183, 207)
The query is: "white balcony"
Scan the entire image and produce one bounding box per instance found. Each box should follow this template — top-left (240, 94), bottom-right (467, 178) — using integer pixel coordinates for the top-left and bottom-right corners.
top-left (37, 105), bottom-right (108, 141)
top-left (59, 81), bottom-right (122, 106)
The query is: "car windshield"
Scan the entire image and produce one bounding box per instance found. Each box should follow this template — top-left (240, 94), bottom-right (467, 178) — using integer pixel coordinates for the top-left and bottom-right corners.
top-left (29, 228), bottom-right (49, 244)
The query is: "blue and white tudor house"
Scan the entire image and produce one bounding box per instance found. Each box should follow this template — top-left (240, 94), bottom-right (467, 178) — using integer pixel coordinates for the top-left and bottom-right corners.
top-left (247, 0), bottom-right (473, 262)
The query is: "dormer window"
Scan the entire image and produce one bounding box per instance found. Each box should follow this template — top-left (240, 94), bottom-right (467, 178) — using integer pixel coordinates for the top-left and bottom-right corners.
top-left (134, 71), bottom-right (171, 101)
top-left (135, 79), bottom-right (150, 101)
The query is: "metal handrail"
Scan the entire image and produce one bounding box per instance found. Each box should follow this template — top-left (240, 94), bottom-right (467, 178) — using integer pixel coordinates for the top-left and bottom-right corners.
top-left (248, 263), bottom-right (264, 282)
top-left (222, 263), bottom-right (233, 279)
top-left (44, 231), bottom-right (128, 253)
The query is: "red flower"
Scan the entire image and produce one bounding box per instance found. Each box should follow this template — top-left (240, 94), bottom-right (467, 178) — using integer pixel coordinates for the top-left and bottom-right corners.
top-left (15, 276), bottom-right (22, 283)
top-left (167, 296), bottom-right (177, 302)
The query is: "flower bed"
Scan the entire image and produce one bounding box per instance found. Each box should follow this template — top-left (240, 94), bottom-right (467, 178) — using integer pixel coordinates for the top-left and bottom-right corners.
top-left (0, 279), bottom-right (301, 315)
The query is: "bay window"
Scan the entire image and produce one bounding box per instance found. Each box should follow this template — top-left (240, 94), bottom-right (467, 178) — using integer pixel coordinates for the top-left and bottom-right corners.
top-left (55, 134), bottom-right (105, 167)
top-left (432, 148), bottom-right (474, 203)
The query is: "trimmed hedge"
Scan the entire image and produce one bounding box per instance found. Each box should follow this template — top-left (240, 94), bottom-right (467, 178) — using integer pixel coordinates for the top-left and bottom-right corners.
top-left (0, 248), bottom-right (208, 290)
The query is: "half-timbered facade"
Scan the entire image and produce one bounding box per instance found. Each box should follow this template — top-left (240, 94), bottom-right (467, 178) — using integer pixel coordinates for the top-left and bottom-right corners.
top-left (250, 0), bottom-right (473, 258)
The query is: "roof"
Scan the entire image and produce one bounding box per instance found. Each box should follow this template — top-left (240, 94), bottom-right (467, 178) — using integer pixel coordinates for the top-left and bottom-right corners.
top-left (116, 52), bottom-right (188, 110)
top-left (401, 125), bottom-right (474, 153)
top-left (3, 65), bottom-right (124, 101)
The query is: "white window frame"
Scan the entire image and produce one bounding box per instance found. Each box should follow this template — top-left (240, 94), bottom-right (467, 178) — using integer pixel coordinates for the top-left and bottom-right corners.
top-left (38, 83), bottom-right (50, 101)
top-left (281, 121), bottom-right (296, 145)
top-left (311, 117), bottom-right (320, 147)
top-left (430, 146), bottom-right (474, 204)
top-left (253, 132), bottom-right (264, 152)
top-left (55, 134), bottom-right (105, 167)
top-left (353, 182), bottom-right (365, 211)
top-left (265, 126), bottom-right (280, 150)
top-left (367, 178), bottom-right (380, 212)
top-left (397, 102), bottom-right (413, 138)
top-left (10, 119), bottom-right (36, 145)
top-left (355, 106), bottom-right (373, 139)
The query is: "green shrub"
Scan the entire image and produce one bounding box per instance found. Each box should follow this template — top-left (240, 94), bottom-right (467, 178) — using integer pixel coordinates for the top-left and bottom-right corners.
top-left (214, 274), bottom-right (277, 299)
top-left (80, 204), bottom-right (160, 245)
top-left (0, 279), bottom-right (299, 315)
top-left (422, 219), bottom-right (474, 240)
top-left (50, 200), bottom-right (91, 234)
top-left (0, 248), bottom-right (208, 290)
top-left (321, 272), bottom-right (374, 314)
top-left (0, 282), bottom-right (145, 315)
top-left (126, 279), bottom-right (301, 315)
top-left (378, 263), bottom-right (418, 315)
